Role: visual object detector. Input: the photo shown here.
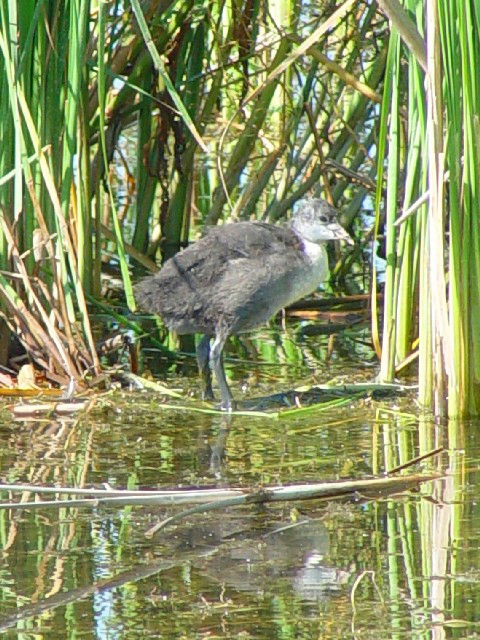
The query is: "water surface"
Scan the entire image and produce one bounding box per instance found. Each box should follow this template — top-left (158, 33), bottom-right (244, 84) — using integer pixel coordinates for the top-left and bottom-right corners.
top-left (0, 342), bottom-right (476, 639)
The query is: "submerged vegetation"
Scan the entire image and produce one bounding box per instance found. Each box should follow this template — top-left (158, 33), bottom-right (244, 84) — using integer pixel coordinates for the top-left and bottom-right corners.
top-left (0, 0), bottom-right (478, 417)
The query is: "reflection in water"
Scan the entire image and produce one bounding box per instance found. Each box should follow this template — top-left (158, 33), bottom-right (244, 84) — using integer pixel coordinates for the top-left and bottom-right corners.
top-left (209, 415), bottom-right (231, 477)
top-left (175, 515), bottom-right (349, 602)
top-left (3, 394), bottom-right (480, 638)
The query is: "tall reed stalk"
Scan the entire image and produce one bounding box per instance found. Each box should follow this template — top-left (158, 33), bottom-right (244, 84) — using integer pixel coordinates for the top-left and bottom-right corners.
top-left (377, 0), bottom-right (480, 417)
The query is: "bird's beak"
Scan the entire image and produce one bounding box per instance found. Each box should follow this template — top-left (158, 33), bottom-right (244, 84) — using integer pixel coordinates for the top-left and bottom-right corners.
top-left (331, 223), bottom-right (354, 246)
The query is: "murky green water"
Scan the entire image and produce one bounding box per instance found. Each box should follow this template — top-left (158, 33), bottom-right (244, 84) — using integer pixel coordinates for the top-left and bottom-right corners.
top-left (0, 345), bottom-right (479, 638)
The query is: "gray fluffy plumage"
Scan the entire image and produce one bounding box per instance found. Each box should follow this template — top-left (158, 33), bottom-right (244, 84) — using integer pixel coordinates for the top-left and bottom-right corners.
top-left (135, 199), bottom-right (352, 410)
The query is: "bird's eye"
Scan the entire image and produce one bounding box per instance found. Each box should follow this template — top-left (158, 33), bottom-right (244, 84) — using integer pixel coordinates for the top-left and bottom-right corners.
top-left (319, 215), bottom-right (328, 222)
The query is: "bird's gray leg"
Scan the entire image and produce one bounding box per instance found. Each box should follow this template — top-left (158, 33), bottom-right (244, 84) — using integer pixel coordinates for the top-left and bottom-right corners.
top-left (196, 334), bottom-right (214, 401)
top-left (210, 330), bottom-right (235, 411)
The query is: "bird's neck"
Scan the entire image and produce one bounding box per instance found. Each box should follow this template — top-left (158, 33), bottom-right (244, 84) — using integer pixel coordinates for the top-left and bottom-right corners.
top-left (300, 238), bottom-right (327, 264)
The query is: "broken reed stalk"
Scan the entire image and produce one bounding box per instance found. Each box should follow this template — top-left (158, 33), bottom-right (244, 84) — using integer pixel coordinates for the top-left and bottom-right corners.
top-left (0, 470), bottom-right (443, 536)
top-left (0, 212), bottom-right (97, 386)
top-left (144, 471), bottom-right (442, 536)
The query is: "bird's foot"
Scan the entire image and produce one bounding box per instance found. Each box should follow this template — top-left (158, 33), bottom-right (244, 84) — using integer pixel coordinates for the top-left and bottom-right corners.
top-left (219, 398), bottom-right (236, 412)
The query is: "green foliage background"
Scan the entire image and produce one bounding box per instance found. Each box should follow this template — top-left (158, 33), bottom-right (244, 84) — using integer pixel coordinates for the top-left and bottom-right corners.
top-left (0, 0), bottom-right (479, 417)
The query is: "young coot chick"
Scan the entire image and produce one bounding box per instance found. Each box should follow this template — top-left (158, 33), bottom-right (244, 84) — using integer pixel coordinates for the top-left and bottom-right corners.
top-left (135, 198), bottom-right (353, 410)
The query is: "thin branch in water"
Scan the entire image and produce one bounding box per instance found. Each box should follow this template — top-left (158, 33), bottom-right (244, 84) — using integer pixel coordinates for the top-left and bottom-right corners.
top-left (351, 570), bottom-right (386, 637)
top-left (386, 447), bottom-right (444, 475)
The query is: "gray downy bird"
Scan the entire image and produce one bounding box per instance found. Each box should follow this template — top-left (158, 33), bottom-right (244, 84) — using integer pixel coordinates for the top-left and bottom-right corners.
top-left (135, 198), bottom-right (353, 411)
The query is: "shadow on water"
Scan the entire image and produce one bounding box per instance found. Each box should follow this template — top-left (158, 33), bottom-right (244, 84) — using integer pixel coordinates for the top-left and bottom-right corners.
top-left (0, 332), bottom-right (479, 638)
